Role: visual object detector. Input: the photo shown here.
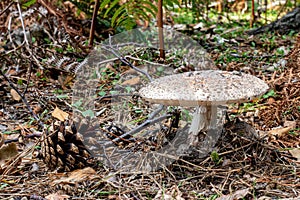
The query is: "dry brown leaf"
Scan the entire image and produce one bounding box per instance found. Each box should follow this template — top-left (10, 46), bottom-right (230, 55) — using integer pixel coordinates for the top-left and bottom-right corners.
top-left (267, 97), bottom-right (276, 104)
top-left (268, 126), bottom-right (293, 138)
top-left (283, 120), bottom-right (297, 129)
top-left (52, 167), bottom-right (97, 185)
top-left (10, 89), bottom-right (21, 101)
top-left (64, 1), bottom-right (87, 20)
top-left (0, 143), bottom-right (18, 164)
top-left (121, 77), bottom-right (140, 85)
top-left (121, 68), bottom-right (138, 75)
top-left (289, 148), bottom-right (300, 161)
top-left (52, 107), bottom-right (69, 121)
top-left (45, 193), bottom-right (70, 200)
top-left (154, 185), bottom-right (184, 200)
top-left (216, 188), bottom-right (249, 200)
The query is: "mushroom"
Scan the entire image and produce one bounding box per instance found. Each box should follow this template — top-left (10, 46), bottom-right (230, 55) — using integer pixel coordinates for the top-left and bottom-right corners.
top-left (139, 70), bottom-right (269, 147)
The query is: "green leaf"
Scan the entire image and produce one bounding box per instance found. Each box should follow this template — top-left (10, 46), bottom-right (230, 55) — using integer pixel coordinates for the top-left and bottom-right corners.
top-left (73, 99), bottom-right (83, 108)
top-left (100, 0), bottom-right (111, 10)
top-left (82, 110), bottom-right (95, 118)
top-left (140, 5), bottom-right (156, 17)
top-left (22, 0), bottom-right (37, 8)
top-left (140, 0), bottom-right (158, 15)
top-left (104, 0), bottom-right (120, 18)
top-left (133, 7), bottom-right (150, 21)
top-left (114, 12), bottom-right (129, 26)
top-left (56, 94), bottom-right (69, 99)
top-left (263, 89), bottom-right (276, 99)
top-left (17, 79), bottom-right (23, 85)
top-left (98, 91), bottom-right (106, 96)
top-left (111, 4), bottom-right (127, 26)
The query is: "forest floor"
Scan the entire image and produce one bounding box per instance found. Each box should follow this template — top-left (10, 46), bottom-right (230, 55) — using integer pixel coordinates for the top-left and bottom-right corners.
top-left (1, 1), bottom-right (300, 200)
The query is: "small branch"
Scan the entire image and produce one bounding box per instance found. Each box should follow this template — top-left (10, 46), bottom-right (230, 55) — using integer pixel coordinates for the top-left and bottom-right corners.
top-left (0, 67), bottom-right (44, 128)
top-left (16, 1), bottom-right (29, 46)
top-left (95, 55), bottom-right (170, 68)
top-left (102, 37), bottom-right (153, 81)
top-left (94, 93), bottom-right (133, 101)
top-left (89, 0), bottom-right (100, 47)
top-left (148, 104), bottom-right (164, 119)
top-left (22, 62), bottom-right (32, 96)
top-left (157, 0), bottom-right (165, 60)
top-left (104, 113), bottom-right (171, 145)
top-left (4, 132), bottom-right (43, 144)
top-left (0, 1), bottom-right (14, 17)
top-left (125, 55), bottom-right (170, 67)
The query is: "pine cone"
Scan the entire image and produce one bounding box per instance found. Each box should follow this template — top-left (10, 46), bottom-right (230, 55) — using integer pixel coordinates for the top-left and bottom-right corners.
top-left (40, 119), bottom-right (93, 171)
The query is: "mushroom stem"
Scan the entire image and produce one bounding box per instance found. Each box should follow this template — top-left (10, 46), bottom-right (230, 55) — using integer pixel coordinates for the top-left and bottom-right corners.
top-left (188, 106), bottom-right (209, 146)
top-left (188, 105), bottom-right (223, 147)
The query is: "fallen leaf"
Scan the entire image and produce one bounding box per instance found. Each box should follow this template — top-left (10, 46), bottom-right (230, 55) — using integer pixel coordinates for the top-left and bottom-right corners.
top-left (121, 77), bottom-right (140, 85)
top-left (267, 97), bottom-right (276, 104)
top-left (154, 185), bottom-right (184, 200)
top-left (216, 188), bottom-right (249, 200)
top-left (0, 143), bottom-right (18, 164)
top-left (268, 126), bottom-right (293, 138)
top-left (283, 120), bottom-right (296, 129)
top-left (33, 105), bottom-right (42, 114)
top-left (289, 148), bottom-right (300, 161)
top-left (52, 167), bottom-right (97, 185)
top-left (10, 89), bottom-right (21, 101)
top-left (45, 193), bottom-right (70, 200)
top-left (52, 107), bottom-right (69, 121)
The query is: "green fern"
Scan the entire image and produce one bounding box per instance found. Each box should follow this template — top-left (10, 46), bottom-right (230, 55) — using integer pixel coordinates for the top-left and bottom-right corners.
top-left (100, 0), bottom-right (155, 29)
top-left (69, 0), bottom-right (180, 30)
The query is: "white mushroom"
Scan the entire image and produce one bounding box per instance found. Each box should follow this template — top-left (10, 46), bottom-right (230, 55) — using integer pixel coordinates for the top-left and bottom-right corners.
top-left (139, 70), bottom-right (269, 146)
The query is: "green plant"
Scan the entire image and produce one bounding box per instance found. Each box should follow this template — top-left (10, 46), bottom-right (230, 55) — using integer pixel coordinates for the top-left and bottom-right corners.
top-left (262, 89), bottom-right (276, 99)
top-left (210, 150), bottom-right (222, 164)
top-left (289, 128), bottom-right (300, 136)
top-left (98, 0), bottom-right (179, 30)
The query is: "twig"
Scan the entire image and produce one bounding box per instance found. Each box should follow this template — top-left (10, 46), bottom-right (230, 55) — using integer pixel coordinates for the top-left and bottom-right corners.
top-left (0, 67), bottom-right (44, 128)
top-left (101, 35), bottom-right (153, 81)
top-left (0, 1), bottom-right (14, 17)
top-left (4, 132), bottom-right (43, 144)
top-left (95, 54), bottom-right (170, 69)
top-left (94, 93), bottom-right (133, 101)
top-left (7, 11), bottom-right (14, 44)
top-left (105, 113), bottom-right (171, 145)
top-left (148, 105), bottom-right (164, 119)
top-left (22, 62), bottom-right (32, 96)
top-left (125, 55), bottom-right (170, 67)
top-left (157, 0), bottom-right (165, 59)
top-left (89, 0), bottom-right (100, 47)
top-left (16, 1), bottom-right (29, 46)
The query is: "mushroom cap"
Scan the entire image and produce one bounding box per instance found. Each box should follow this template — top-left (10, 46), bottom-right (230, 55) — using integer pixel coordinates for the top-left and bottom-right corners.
top-left (139, 70), bottom-right (269, 106)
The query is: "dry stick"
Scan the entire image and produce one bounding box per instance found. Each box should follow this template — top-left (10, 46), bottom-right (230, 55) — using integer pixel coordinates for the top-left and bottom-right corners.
top-left (157, 0), bottom-right (165, 60)
top-left (102, 36), bottom-right (153, 81)
top-left (4, 132), bottom-right (43, 144)
top-left (16, 1), bottom-right (29, 46)
top-left (94, 93), bottom-right (133, 101)
top-left (100, 37), bottom-right (172, 143)
top-left (0, 69), bottom-right (44, 128)
top-left (0, 1), bottom-right (14, 17)
top-left (89, 0), bottom-right (100, 47)
top-left (22, 62), bottom-right (32, 96)
top-left (250, 0), bottom-right (255, 28)
top-left (104, 113), bottom-right (171, 145)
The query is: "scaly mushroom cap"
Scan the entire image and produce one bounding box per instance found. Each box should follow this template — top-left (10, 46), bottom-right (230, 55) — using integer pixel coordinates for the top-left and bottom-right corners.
top-left (139, 70), bottom-right (269, 106)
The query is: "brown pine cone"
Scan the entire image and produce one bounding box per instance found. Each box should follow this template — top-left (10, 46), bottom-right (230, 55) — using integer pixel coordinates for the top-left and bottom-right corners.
top-left (40, 119), bottom-right (93, 172)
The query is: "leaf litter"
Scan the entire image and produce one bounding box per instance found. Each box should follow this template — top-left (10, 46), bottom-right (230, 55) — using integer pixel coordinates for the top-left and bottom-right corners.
top-left (0, 1), bottom-right (300, 199)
